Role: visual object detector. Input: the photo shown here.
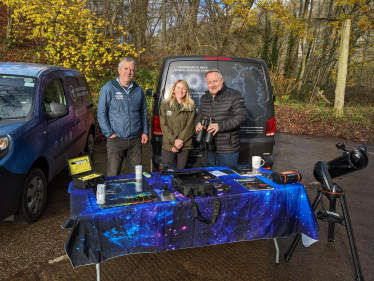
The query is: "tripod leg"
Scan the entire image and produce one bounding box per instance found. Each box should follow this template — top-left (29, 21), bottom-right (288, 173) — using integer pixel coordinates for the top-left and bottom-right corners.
top-left (340, 193), bottom-right (364, 281)
top-left (327, 199), bottom-right (337, 242)
top-left (284, 190), bottom-right (323, 262)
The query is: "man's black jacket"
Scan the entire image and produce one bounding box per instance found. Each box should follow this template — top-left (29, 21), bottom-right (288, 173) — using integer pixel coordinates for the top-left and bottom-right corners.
top-left (196, 84), bottom-right (248, 154)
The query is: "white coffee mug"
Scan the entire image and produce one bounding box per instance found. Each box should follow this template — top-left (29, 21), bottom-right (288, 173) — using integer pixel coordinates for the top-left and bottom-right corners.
top-left (252, 156), bottom-right (265, 169)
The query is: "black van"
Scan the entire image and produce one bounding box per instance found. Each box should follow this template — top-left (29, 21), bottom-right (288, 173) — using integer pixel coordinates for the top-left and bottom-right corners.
top-left (147, 56), bottom-right (275, 170)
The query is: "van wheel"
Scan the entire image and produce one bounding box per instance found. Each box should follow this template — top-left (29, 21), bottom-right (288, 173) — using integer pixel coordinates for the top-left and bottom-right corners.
top-left (14, 168), bottom-right (47, 223)
top-left (84, 130), bottom-right (95, 157)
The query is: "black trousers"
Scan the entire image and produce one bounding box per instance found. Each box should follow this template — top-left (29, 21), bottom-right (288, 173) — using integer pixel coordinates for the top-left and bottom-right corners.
top-left (162, 149), bottom-right (190, 169)
top-left (106, 136), bottom-right (142, 176)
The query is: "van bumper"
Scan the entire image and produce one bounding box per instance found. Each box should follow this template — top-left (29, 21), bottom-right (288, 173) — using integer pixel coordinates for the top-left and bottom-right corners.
top-left (0, 165), bottom-right (25, 221)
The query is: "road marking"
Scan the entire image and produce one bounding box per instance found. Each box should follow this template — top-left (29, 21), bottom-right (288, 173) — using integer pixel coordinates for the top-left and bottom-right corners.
top-left (48, 254), bottom-right (69, 264)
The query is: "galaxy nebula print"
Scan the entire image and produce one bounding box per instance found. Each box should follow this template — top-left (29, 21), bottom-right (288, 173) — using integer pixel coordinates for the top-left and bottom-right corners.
top-left (63, 166), bottom-right (319, 267)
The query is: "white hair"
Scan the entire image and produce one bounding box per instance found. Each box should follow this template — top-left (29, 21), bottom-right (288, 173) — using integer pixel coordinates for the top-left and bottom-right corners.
top-left (118, 57), bottom-right (136, 70)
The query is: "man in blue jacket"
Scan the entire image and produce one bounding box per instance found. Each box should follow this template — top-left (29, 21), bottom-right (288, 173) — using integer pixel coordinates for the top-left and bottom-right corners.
top-left (97, 57), bottom-right (148, 176)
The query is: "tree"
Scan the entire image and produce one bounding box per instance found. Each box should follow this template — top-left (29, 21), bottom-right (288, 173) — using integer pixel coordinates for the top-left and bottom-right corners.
top-left (1, 0), bottom-right (138, 79)
top-left (334, 18), bottom-right (351, 117)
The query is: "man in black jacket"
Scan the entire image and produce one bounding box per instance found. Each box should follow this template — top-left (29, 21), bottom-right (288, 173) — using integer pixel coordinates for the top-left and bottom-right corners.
top-left (196, 69), bottom-right (248, 166)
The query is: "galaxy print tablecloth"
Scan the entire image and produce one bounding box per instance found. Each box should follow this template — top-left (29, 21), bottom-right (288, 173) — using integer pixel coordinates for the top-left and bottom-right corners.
top-left (62, 166), bottom-right (319, 267)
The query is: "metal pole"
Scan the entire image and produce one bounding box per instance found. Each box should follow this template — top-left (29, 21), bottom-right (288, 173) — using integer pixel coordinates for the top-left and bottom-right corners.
top-left (273, 238), bottom-right (279, 265)
top-left (340, 193), bottom-right (364, 281)
top-left (96, 263), bottom-right (101, 281)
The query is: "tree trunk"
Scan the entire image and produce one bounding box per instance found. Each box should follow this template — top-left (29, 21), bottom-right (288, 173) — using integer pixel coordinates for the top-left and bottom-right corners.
top-left (109, 1), bottom-right (117, 39)
top-left (6, 6), bottom-right (13, 40)
top-left (334, 18), bottom-right (351, 118)
top-left (162, 0), bottom-right (167, 52)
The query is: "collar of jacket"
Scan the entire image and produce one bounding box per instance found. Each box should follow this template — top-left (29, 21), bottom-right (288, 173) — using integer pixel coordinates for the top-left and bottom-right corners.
top-left (205, 83), bottom-right (227, 100)
top-left (113, 78), bottom-right (139, 94)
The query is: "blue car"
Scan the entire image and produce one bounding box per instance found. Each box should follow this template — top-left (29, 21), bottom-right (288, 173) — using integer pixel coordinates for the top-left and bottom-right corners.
top-left (0, 62), bottom-right (95, 222)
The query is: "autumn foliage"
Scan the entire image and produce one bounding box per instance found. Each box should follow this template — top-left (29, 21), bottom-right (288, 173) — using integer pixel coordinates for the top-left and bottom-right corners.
top-left (2, 0), bottom-right (140, 81)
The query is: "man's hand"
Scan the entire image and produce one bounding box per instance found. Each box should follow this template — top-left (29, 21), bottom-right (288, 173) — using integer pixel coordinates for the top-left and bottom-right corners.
top-left (207, 123), bottom-right (219, 136)
top-left (141, 134), bottom-right (148, 144)
top-left (109, 134), bottom-right (117, 138)
top-left (175, 139), bottom-right (183, 149)
top-left (196, 122), bottom-right (203, 132)
top-left (171, 147), bottom-right (179, 153)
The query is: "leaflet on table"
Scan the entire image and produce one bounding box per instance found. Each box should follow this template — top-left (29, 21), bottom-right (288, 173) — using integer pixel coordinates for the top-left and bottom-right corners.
top-left (229, 165), bottom-right (257, 176)
top-left (210, 169), bottom-right (236, 177)
top-left (235, 178), bottom-right (274, 191)
top-left (212, 181), bottom-right (231, 192)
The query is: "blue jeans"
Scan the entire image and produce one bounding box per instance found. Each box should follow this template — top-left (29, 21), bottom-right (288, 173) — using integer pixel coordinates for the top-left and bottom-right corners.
top-left (207, 152), bottom-right (239, 167)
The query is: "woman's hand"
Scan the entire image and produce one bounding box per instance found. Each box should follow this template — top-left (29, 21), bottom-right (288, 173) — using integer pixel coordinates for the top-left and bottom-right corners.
top-left (171, 147), bottom-right (179, 153)
top-left (175, 139), bottom-right (183, 149)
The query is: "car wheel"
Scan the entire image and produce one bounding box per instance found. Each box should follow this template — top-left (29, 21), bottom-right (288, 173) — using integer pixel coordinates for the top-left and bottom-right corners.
top-left (84, 130), bottom-right (95, 157)
top-left (14, 168), bottom-right (47, 223)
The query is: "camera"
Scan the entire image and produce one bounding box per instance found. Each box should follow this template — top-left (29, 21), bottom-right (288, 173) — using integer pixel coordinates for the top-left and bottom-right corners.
top-left (196, 117), bottom-right (214, 144)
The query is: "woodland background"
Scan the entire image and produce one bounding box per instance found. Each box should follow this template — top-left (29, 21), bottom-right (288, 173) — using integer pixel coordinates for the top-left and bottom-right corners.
top-left (0, 0), bottom-right (373, 144)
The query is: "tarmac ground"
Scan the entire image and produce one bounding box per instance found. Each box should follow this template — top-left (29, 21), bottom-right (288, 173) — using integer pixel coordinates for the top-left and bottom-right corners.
top-left (0, 133), bottom-right (373, 281)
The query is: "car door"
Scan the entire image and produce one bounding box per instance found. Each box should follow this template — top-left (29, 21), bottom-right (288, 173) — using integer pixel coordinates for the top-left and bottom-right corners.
top-left (42, 73), bottom-right (76, 175)
top-left (77, 76), bottom-right (94, 133)
top-left (62, 76), bottom-right (86, 157)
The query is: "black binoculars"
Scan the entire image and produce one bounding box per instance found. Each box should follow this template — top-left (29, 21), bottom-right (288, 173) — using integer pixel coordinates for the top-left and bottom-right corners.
top-left (196, 117), bottom-right (215, 143)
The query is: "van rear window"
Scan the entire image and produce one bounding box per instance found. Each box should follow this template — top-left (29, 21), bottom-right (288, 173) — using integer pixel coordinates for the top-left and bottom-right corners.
top-left (164, 60), bottom-right (269, 108)
top-left (164, 61), bottom-right (216, 108)
top-left (218, 61), bottom-right (269, 104)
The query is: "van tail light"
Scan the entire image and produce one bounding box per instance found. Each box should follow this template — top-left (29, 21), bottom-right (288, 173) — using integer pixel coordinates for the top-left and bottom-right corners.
top-left (265, 117), bottom-right (276, 136)
top-left (153, 116), bottom-right (163, 135)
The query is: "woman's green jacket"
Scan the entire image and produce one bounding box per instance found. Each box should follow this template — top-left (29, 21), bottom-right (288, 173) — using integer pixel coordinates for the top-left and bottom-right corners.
top-left (159, 100), bottom-right (196, 151)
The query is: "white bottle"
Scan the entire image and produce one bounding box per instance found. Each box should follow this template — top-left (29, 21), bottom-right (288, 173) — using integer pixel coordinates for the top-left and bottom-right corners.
top-left (96, 184), bottom-right (106, 205)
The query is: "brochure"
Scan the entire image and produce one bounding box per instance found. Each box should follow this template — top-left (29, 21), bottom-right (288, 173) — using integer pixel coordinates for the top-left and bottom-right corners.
top-left (229, 165), bottom-right (255, 176)
top-left (235, 177), bottom-right (274, 191)
top-left (212, 180), bottom-right (230, 192)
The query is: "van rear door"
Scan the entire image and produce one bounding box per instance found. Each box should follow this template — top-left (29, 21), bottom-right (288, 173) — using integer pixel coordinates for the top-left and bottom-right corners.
top-left (217, 59), bottom-right (274, 163)
top-left (152, 56), bottom-right (275, 169)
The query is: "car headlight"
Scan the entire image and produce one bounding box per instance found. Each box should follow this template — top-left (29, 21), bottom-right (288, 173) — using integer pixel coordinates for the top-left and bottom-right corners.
top-left (0, 135), bottom-right (12, 160)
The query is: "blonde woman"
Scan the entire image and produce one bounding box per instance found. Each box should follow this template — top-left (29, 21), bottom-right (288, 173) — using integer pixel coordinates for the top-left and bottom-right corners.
top-left (159, 80), bottom-right (195, 169)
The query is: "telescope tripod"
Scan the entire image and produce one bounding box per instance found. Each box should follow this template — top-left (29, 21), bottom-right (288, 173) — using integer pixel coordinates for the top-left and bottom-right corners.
top-left (284, 186), bottom-right (364, 281)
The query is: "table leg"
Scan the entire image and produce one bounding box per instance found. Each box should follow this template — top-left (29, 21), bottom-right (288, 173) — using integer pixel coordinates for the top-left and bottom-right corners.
top-left (273, 238), bottom-right (279, 265)
top-left (96, 263), bottom-right (101, 281)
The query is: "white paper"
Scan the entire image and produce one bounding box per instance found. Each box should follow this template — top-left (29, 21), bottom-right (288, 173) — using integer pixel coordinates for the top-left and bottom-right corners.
top-left (210, 170), bottom-right (227, 177)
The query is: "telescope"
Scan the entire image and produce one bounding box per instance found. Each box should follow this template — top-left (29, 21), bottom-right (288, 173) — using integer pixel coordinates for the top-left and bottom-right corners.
top-left (285, 143), bottom-right (369, 281)
top-left (313, 143), bottom-right (368, 194)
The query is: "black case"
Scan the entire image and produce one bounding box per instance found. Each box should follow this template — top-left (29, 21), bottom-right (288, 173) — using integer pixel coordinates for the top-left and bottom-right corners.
top-left (172, 172), bottom-right (214, 197)
top-left (66, 155), bottom-right (105, 189)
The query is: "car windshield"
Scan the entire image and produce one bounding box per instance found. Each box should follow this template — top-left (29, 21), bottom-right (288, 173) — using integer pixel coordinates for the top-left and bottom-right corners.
top-left (0, 75), bottom-right (37, 119)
